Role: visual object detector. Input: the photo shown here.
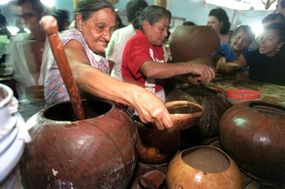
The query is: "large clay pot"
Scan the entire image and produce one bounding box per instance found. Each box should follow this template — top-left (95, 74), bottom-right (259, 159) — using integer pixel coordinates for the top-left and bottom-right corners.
top-left (136, 120), bottom-right (180, 164)
top-left (21, 99), bottom-right (138, 189)
top-left (166, 146), bottom-right (241, 189)
top-left (169, 25), bottom-right (220, 63)
top-left (219, 101), bottom-right (285, 182)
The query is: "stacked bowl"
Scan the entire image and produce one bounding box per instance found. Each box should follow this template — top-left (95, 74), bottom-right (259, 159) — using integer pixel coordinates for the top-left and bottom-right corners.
top-left (0, 84), bottom-right (30, 188)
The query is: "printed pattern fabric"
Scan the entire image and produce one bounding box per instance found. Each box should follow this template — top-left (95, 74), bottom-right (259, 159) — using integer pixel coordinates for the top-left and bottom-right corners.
top-left (45, 28), bottom-right (109, 105)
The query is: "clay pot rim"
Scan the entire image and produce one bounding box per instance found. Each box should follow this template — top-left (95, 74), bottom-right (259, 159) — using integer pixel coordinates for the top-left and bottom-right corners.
top-left (0, 84), bottom-right (13, 108)
top-left (165, 100), bottom-right (204, 115)
top-left (41, 99), bottom-right (115, 123)
top-left (179, 145), bottom-right (233, 173)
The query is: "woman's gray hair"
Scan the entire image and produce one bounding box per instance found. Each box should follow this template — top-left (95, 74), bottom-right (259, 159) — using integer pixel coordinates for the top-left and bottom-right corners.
top-left (133, 5), bottom-right (171, 30)
top-left (75, 0), bottom-right (114, 21)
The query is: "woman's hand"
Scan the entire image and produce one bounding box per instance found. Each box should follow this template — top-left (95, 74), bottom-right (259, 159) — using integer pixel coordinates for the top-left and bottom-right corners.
top-left (216, 57), bottom-right (227, 71)
top-left (130, 87), bottom-right (173, 130)
top-left (186, 57), bottom-right (216, 85)
top-left (216, 57), bottom-right (240, 75)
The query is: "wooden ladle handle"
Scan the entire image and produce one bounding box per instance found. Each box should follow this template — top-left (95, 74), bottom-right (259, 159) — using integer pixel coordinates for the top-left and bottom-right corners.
top-left (40, 16), bottom-right (85, 120)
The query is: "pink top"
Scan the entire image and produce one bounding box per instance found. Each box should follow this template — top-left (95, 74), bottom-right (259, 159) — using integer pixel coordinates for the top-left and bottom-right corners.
top-left (44, 28), bottom-right (110, 105)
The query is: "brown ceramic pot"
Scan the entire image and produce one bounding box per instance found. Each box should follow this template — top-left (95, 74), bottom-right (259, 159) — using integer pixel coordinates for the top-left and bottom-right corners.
top-left (136, 120), bottom-right (180, 164)
top-left (166, 100), bottom-right (204, 131)
top-left (169, 25), bottom-right (220, 63)
top-left (21, 99), bottom-right (138, 189)
top-left (167, 87), bottom-right (231, 136)
top-left (219, 101), bottom-right (285, 182)
top-left (166, 146), bottom-right (241, 189)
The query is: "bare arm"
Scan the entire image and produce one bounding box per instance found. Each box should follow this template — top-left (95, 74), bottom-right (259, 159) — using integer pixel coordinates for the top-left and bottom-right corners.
top-left (40, 15), bottom-right (173, 130)
top-left (63, 40), bottom-right (172, 129)
top-left (140, 56), bottom-right (215, 83)
top-left (216, 54), bottom-right (248, 75)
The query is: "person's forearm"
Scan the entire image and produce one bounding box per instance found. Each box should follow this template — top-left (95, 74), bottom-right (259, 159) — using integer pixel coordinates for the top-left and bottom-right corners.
top-left (72, 63), bottom-right (143, 107)
top-left (140, 61), bottom-right (195, 79)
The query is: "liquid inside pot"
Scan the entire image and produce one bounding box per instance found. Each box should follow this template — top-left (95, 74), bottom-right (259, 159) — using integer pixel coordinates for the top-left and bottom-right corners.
top-left (182, 147), bottom-right (230, 173)
top-left (167, 104), bottom-right (201, 114)
top-left (43, 99), bottom-right (113, 121)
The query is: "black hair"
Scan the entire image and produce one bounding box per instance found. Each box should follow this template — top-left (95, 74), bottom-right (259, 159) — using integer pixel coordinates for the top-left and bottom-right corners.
top-left (115, 14), bottom-right (125, 29)
top-left (264, 22), bottom-right (285, 43)
top-left (183, 21), bottom-right (196, 26)
top-left (281, 0), bottom-right (285, 8)
top-left (209, 7), bottom-right (230, 34)
top-left (133, 5), bottom-right (171, 30)
top-left (262, 13), bottom-right (285, 25)
top-left (53, 9), bottom-right (70, 32)
top-left (232, 25), bottom-right (255, 43)
top-left (16, 0), bottom-right (45, 17)
top-left (0, 14), bottom-right (8, 26)
top-left (75, 0), bottom-right (114, 21)
top-left (126, 0), bottom-right (148, 22)
top-left (0, 14), bottom-right (10, 37)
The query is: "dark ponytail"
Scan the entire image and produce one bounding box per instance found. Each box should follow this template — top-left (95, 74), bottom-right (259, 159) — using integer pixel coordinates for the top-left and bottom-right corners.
top-left (133, 5), bottom-right (171, 30)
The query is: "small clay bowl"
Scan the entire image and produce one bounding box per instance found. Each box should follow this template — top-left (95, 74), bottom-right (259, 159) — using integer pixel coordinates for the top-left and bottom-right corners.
top-left (218, 63), bottom-right (240, 75)
top-left (165, 100), bottom-right (203, 130)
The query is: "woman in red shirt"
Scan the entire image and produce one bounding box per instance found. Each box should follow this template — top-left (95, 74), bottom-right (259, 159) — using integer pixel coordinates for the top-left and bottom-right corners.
top-left (122, 5), bottom-right (215, 101)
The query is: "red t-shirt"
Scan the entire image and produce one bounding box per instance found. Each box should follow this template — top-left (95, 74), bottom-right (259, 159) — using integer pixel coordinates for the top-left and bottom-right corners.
top-left (122, 30), bottom-right (165, 92)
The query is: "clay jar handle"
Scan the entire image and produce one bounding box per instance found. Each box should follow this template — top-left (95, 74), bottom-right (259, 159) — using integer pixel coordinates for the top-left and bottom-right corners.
top-left (40, 16), bottom-right (85, 120)
top-left (249, 101), bottom-right (285, 116)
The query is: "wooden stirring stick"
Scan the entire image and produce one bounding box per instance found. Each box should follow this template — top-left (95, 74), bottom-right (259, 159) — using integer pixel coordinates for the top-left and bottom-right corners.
top-left (40, 16), bottom-right (85, 120)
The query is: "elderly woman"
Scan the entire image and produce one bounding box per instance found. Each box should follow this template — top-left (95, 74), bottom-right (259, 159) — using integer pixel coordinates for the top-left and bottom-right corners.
top-left (42, 0), bottom-right (173, 130)
top-left (121, 5), bottom-right (215, 101)
top-left (217, 23), bottom-right (285, 86)
top-left (207, 7), bottom-right (231, 44)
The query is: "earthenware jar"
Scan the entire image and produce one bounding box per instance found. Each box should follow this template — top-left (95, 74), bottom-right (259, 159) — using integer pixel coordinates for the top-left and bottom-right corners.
top-left (136, 120), bottom-right (180, 164)
top-left (169, 25), bottom-right (219, 63)
top-left (166, 146), bottom-right (241, 189)
top-left (166, 100), bottom-right (204, 131)
top-left (219, 101), bottom-right (285, 182)
top-left (167, 87), bottom-right (231, 136)
top-left (21, 99), bottom-right (138, 189)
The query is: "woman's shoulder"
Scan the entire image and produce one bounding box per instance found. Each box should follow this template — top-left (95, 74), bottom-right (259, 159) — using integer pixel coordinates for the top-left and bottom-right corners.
top-left (61, 28), bottom-right (84, 44)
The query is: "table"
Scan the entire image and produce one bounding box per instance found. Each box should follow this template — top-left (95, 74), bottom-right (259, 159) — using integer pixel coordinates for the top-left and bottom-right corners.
top-left (208, 78), bottom-right (285, 105)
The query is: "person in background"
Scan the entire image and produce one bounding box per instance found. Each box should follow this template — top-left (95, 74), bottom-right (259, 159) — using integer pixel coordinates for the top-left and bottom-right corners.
top-left (53, 9), bottom-right (70, 32)
top-left (42, 0), bottom-right (173, 130)
top-left (0, 14), bottom-right (11, 38)
top-left (218, 25), bottom-right (255, 73)
top-left (115, 14), bottom-right (125, 29)
top-left (7, 0), bottom-right (46, 102)
top-left (207, 7), bottom-right (231, 44)
top-left (122, 5), bottom-right (215, 101)
top-left (106, 0), bottom-right (148, 80)
top-left (262, 13), bottom-right (285, 26)
top-left (15, 18), bottom-right (27, 34)
top-left (249, 13), bottom-right (285, 52)
top-left (0, 14), bottom-right (11, 65)
top-left (183, 21), bottom-right (196, 26)
top-left (217, 23), bottom-right (285, 86)
top-left (276, 0), bottom-right (285, 16)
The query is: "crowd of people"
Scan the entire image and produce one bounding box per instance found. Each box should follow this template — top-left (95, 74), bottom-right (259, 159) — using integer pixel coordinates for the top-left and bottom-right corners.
top-left (0, 0), bottom-right (285, 128)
